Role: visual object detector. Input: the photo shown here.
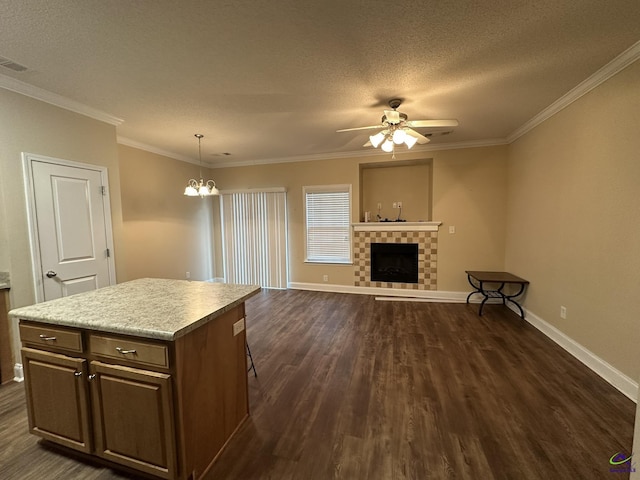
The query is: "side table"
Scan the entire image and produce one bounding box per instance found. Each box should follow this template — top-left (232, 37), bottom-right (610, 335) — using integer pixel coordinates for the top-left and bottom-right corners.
top-left (465, 271), bottom-right (529, 319)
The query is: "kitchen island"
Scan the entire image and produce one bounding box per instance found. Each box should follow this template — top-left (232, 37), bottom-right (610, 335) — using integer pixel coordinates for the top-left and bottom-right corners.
top-left (9, 278), bottom-right (261, 480)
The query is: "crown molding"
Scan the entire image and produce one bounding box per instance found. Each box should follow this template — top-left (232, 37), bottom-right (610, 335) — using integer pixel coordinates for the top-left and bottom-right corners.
top-left (117, 136), bottom-right (197, 165)
top-left (0, 73), bottom-right (123, 126)
top-left (507, 39), bottom-right (640, 143)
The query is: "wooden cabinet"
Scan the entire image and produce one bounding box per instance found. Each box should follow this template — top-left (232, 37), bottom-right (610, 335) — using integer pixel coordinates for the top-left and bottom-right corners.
top-left (18, 302), bottom-right (249, 480)
top-left (91, 361), bottom-right (176, 478)
top-left (20, 325), bottom-right (177, 478)
top-left (21, 347), bottom-right (92, 453)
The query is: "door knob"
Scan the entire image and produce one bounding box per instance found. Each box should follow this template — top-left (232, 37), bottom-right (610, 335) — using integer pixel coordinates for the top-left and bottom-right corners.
top-left (46, 271), bottom-right (57, 278)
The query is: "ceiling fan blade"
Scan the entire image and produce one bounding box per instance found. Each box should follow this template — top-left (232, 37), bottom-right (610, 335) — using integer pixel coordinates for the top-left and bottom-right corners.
top-left (384, 110), bottom-right (401, 124)
top-left (336, 125), bottom-right (384, 133)
top-left (406, 119), bottom-right (459, 128)
top-left (405, 128), bottom-right (430, 144)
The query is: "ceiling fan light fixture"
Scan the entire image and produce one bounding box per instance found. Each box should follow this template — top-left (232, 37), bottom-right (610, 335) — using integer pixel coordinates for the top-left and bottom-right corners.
top-left (369, 131), bottom-right (386, 148)
top-left (392, 129), bottom-right (406, 144)
top-left (404, 134), bottom-right (418, 149)
top-left (336, 99), bottom-right (457, 157)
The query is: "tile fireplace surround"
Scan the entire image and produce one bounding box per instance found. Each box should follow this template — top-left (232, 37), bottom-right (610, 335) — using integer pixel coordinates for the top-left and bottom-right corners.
top-left (352, 222), bottom-right (441, 291)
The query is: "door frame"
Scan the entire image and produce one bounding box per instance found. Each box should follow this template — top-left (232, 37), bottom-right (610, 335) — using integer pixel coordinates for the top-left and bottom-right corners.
top-left (22, 153), bottom-right (117, 303)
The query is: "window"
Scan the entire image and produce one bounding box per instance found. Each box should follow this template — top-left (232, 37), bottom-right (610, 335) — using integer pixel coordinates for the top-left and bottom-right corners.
top-left (304, 185), bottom-right (352, 264)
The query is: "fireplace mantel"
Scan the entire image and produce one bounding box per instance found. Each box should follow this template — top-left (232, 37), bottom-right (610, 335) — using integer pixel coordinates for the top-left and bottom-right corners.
top-left (352, 221), bottom-right (442, 232)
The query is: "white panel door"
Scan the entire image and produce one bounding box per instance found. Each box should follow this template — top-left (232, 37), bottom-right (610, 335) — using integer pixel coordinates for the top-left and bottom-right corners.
top-left (31, 160), bottom-right (113, 301)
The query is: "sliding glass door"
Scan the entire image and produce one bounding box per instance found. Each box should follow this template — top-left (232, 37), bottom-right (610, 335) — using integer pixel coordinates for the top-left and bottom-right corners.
top-left (219, 188), bottom-right (288, 289)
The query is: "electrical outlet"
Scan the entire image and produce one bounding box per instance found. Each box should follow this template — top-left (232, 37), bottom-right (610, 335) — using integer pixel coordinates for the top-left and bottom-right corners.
top-left (397, 201), bottom-right (402, 209)
top-left (185, 271), bottom-right (190, 279)
top-left (392, 202), bottom-right (397, 209)
top-left (323, 274), bottom-right (329, 282)
top-left (233, 318), bottom-right (245, 336)
top-left (560, 306), bottom-right (567, 319)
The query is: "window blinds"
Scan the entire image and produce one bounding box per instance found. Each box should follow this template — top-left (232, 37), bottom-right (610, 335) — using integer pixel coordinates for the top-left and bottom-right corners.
top-left (304, 185), bottom-right (351, 263)
top-left (220, 189), bottom-right (288, 289)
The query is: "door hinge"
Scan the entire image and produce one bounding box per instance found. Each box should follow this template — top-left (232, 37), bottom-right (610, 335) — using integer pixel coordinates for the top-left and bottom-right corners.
top-left (106, 248), bottom-right (111, 258)
top-left (100, 186), bottom-right (107, 195)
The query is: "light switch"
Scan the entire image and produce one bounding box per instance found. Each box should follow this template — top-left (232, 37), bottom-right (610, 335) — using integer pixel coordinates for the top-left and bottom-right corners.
top-left (449, 225), bottom-right (456, 234)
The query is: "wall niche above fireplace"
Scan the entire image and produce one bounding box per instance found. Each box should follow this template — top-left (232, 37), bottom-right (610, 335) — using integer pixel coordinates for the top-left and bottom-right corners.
top-left (359, 159), bottom-right (432, 223)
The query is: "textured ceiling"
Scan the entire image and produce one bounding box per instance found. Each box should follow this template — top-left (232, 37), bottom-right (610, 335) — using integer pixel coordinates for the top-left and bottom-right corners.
top-left (0, 0), bottom-right (639, 165)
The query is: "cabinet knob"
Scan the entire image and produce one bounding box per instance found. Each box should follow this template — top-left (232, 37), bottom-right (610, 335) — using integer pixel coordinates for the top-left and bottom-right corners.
top-left (74, 371), bottom-right (82, 377)
top-left (88, 374), bottom-right (96, 381)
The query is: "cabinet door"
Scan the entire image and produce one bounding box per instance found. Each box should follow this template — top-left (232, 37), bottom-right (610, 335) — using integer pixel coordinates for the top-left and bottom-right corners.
top-left (90, 361), bottom-right (177, 480)
top-left (21, 347), bottom-right (92, 453)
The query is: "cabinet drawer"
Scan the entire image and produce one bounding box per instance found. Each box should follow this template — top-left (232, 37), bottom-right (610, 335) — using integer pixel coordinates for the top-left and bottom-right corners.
top-left (89, 334), bottom-right (169, 369)
top-left (20, 323), bottom-right (83, 353)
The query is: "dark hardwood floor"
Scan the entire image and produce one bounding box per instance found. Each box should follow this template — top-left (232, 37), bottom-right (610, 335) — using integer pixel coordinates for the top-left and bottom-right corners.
top-left (1, 289), bottom-right (635, 479)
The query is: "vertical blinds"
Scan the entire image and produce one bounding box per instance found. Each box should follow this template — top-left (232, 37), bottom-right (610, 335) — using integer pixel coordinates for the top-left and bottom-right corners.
top-left (220, 189), bottom-right (288, 289)
top-left (305, 186), bottom-right (351, 263)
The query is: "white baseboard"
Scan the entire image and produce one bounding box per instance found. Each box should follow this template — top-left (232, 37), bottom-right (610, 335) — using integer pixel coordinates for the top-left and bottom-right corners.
top-left (289, 282), bottom-right (638, 402)
top-left (509, 304), bottom-right (638, 402)
top-left (14, 363), bottom-right (24, 382)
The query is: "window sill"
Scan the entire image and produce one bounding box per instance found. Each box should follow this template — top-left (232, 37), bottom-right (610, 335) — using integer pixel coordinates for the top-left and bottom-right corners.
top-left (304, 260), bottom-right (354, 266)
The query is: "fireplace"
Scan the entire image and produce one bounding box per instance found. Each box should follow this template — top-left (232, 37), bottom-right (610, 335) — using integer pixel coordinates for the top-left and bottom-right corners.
top-left (370, 242), bottom-right (419, 283)
top-left (353, 222), bottom-right (440, 291)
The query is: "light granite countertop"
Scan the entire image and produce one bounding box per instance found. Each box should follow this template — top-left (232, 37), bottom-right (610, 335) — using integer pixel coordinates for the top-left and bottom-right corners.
top-left (9, 278), bottom-right (261, 341)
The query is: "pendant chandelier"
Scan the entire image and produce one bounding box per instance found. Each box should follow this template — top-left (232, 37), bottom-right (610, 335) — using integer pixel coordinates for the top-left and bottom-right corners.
top-left (184, 134), bottom-right (219, 197)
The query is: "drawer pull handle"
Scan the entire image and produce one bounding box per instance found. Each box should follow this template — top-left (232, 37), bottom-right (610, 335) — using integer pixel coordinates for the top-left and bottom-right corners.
top-left (38, 334), bottom-right (57, 341)
top-left (115, 347), bottom-right (137, 355)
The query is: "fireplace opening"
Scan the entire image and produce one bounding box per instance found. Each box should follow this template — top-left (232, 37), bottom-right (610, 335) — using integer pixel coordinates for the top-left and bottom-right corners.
top-left (370, 242), bottom-right (419, 283)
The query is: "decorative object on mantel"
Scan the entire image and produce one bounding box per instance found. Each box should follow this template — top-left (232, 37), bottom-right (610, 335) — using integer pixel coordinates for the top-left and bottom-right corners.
top-left (336, 99), bottom-right (459, 158)
top-left (184, 134), bottom-right (219, 197)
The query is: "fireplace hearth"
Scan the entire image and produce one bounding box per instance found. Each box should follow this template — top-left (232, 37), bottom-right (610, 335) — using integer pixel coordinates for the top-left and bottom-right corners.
top-left (370, 242), bottom-right (419, 283)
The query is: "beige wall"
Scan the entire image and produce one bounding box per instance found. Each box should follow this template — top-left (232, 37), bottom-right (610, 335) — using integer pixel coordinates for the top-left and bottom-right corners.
top-left (118, 145), bottom-right (216, 282)
top-left (433, 146), bottom-right (508, 290)
top-left (211, 145), bottom-right (508, 291)
top-left (505, 61), bottom-right (640, 380)
top-left (0, 89), bottom-right (123, 365)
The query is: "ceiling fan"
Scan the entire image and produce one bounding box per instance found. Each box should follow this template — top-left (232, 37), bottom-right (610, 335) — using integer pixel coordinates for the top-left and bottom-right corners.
top-left (337, 99), bottom-right (459, 153)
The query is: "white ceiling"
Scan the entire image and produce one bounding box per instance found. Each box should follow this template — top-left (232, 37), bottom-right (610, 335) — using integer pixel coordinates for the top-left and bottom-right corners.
top-left (0, 0), bottom-right (639, 166)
